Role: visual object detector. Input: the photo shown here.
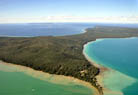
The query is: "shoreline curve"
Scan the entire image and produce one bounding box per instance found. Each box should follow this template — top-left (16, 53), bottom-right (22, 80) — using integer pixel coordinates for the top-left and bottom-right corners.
top-left (0, 60), bottom-right (100, 95)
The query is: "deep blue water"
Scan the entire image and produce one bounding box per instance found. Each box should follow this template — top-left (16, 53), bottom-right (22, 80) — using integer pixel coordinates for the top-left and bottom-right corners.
top-left (84, 38), bottom-right (138, 95)
top-left (1, 22), bottom-right (138, 95)
top-left (0, 23), bottom-right (138, 37)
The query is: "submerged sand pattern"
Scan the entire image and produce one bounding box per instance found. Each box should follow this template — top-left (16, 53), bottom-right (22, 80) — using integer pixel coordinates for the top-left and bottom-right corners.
top-left (0, 61), bottom-right (99, 95)
top-left (83, 38), bottom-right (138, 95)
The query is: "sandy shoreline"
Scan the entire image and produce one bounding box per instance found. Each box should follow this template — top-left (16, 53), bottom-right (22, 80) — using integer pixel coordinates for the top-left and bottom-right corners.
top-left (83, 43), bottom-right (107, 95)
top-left (0, 60), bottom-right (99, 95)
top-left (83, 41), bottom-right (124, 95)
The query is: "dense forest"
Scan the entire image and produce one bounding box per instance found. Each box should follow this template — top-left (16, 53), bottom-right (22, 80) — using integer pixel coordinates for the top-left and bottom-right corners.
top-left (0, 26), bottom-right (138, 95)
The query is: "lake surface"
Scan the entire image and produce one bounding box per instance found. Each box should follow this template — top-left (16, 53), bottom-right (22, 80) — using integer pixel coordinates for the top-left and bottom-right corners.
top-left (84, 38), bottom-right (138, 95)
top-left (0, 23), bottom-right (138, 37)
top-left (0, 62), bottom-right (95, 95)
top-left (0, 23), bottom-right (138, 95)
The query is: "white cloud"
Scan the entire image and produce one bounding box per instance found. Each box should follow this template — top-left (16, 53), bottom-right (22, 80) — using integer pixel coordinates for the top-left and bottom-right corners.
top-left (0, 16), bottom-right (138, 23)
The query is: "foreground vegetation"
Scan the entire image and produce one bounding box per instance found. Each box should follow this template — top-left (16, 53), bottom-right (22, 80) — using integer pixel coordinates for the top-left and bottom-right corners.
top-left (0, 26), bottom-right (138, 95)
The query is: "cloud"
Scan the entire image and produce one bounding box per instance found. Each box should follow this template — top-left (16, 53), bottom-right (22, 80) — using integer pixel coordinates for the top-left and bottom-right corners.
top-left (0, 16), bottom-right (138, 23)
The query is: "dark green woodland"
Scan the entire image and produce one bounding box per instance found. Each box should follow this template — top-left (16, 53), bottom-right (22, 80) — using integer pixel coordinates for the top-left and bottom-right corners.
top-left (0, 26), bottom-right (138, 95)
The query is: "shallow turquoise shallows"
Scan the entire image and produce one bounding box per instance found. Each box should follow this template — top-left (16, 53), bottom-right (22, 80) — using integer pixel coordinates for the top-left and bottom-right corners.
top-left (0, 64), bottom-right (94, 95)
top-left (84, 37), bottom-right (138, 95)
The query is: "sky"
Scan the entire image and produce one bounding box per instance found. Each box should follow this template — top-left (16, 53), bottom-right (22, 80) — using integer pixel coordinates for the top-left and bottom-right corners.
top-left (0, 0), bottom-right (138, 23)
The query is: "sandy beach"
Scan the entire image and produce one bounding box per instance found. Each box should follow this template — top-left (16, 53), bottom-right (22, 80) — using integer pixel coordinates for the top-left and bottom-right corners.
top-left (83, 40), bottom-right (137, 95)
top-left (0, 60), bottom-right (99, 95)
top-left (83, 41), bottom-right (124, 95)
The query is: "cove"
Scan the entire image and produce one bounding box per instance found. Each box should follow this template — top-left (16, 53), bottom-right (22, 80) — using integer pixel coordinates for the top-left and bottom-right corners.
top-left (0, 61), bottom-right (98, 95)
top-left (84, 37), bottom-right (138, 95)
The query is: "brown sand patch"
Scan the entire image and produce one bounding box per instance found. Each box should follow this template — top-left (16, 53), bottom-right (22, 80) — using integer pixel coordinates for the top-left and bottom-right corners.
top-left (0, 60), bottom-right (99, 95)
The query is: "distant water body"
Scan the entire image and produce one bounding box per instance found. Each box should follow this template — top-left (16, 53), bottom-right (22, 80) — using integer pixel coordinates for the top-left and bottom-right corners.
top-left (84, 37), bottom-right (138, 95)
top-left (0, 23), bottom-right (138, 37)
top-left (0, 23), bottom-right (138, 95)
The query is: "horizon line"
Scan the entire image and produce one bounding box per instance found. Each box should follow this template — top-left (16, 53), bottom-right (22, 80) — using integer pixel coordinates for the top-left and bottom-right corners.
top-left (0, 22), bottom-right (138, 24)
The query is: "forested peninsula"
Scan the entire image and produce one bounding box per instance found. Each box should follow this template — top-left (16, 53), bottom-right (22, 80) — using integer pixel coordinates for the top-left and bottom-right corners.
top-left (0, 26), bottom-right (138, 95)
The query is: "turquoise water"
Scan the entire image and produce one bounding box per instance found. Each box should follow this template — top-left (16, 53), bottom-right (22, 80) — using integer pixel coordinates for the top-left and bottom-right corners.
top-left (0, 63), bottom-right (94, 95)
top-left (84, 37), bottom-right (138, 95)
